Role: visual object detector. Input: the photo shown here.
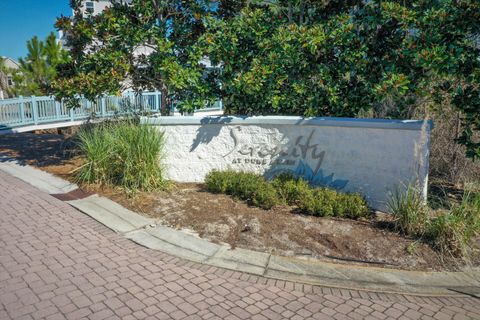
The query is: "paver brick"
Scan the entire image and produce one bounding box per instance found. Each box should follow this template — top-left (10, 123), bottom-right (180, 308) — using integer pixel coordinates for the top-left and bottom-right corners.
top-left (0, 170), bottom-right (477, 320)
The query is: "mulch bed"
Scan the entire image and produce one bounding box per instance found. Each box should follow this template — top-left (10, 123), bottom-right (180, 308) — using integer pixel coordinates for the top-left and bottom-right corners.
top-left (1, 130), bottom-right (479, 272)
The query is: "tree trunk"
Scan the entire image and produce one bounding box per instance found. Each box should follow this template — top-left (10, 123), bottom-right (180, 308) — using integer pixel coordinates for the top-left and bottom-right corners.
top-left (160, 86), bottom-right (169, 116)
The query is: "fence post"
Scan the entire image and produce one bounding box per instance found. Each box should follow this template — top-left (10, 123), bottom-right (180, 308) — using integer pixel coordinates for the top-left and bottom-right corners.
top-left (31, 96), bottom-right (39, 125)
top-left (70, 105), bottom-right (74, 121)
top-left (156, 93), bottom-right (161, 112)
top-left (55, 99), bottom-right (61, 121)
top-left (101, 97), bottom-right (106, 117)
top-left (19, 96), bottom-right (25, 124)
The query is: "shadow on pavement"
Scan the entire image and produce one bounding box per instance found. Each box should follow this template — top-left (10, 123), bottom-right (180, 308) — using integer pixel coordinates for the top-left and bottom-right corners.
top-left (0, 132), bottom-right (76, 166)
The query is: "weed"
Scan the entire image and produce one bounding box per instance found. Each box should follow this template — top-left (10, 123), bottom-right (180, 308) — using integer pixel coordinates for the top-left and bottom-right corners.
top-left (406, 242), bottom-right (418, 255)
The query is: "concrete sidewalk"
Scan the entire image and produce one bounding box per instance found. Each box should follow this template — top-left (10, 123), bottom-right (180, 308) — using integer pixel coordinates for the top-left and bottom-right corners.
top-left (1, 171), bottom-right (480, 319)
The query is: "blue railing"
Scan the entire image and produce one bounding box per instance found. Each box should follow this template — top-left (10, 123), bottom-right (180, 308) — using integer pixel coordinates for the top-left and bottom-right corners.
top-left (0, 92), bottom-right (162, 129)
top-left (0, 92), bottom-right (224, 130)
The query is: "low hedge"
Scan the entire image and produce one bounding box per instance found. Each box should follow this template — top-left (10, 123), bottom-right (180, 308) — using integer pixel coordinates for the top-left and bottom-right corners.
top-left (205, 170), bottom-right (369, 218)
top-left (205, 170), bottom-right (278, 209)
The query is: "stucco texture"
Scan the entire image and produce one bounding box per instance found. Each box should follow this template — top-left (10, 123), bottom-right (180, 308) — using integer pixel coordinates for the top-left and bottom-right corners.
top-left (145, 116), bottom-right (431, 211)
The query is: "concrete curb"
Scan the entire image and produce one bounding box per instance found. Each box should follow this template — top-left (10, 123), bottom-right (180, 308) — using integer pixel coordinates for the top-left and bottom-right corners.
top-left (1, 160), bottom-right (479, 297)
top-left (0, 157), bottom-right (78, 194)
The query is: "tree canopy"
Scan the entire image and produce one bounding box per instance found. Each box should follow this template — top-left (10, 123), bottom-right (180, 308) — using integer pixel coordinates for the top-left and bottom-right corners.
top-left (52, 0), bottom-right (480, 159)
top-left (53, 0), bottom-right (218, 113)
top-left (13, 32), bottom-right (69, 96)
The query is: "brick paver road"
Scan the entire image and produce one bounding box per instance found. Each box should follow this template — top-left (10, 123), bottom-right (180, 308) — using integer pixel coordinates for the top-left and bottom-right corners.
top-left (0, 171), bottom-right (479, 320)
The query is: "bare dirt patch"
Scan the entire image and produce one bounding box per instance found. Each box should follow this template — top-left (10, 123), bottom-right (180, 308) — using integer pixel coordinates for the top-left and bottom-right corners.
top-left (1, 131), bottom-right (479, 271)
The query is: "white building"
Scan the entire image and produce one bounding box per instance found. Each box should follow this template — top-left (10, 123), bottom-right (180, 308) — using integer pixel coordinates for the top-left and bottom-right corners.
top-left (80, 0), bottom-right (133, 16)
top-left (59, 0), bottom-right (134, 47)
top-left (0, 57), bottom-right (20, 100)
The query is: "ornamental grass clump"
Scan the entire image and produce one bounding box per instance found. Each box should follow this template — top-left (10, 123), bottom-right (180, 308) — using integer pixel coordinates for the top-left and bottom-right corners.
top-left (75, 119), bottom-right (167, 192)
top-left (426, 192), bottom-right (480, 256)
top-left (74, 123), bottom-right (113, 185)
top-left (387, 184), bottom-right (429, 236)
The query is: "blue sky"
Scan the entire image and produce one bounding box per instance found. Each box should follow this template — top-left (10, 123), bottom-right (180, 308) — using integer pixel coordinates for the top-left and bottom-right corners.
top-left (0, 0), bottom-right (71, 60)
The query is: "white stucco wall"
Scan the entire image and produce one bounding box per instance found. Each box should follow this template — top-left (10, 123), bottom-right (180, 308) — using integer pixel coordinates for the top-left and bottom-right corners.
top-left (141, 116), bottom-right (432, 211)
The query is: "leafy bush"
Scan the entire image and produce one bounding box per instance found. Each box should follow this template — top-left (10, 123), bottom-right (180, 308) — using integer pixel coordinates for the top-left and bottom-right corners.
top-left (232, 172), bottom-right (266, 199)
top-left (251, 182), bottom-right (279, 210)
top-left (271, 173), bottom-right (311, 205)
top-left (206, 170), bottom-right (369, 216)
top-left (387, 185), bottom-right (429, 236)
top-left (204, 170), bottom-right (237, 194)
top-left (205, 170), bottom-right (278, 209)
top-left (297, 188), bottom-right (336, 217)
top-left (335, 193), bottom-right (370, 219)
top-left (296, 187), bottom-right (369, 219)
top-left (75, 120), bottom-right (166, 192)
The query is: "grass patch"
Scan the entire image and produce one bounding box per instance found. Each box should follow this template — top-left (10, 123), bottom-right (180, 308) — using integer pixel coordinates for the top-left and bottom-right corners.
top-left (388, 184), bottom-right (480, 257)
top-left (426, 191), bottom-right (480, 256)
top-left (205, 170), bottom-right (370, 218)
top-left (74, 119), bottom-right (167, 192)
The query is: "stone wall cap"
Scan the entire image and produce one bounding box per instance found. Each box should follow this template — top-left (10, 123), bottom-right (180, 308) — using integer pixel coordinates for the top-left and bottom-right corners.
top-left (141, 115), bottom-right (433, 131)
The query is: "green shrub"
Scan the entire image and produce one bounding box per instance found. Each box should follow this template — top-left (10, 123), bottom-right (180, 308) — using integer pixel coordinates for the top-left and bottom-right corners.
top-left (296, 187), bottom-right (369, 218)
top-left (204, 170), bottom-right (369, 215)
top-left (271, 173), bottom-right (311, 205)
top-left (387, 184), bottom-right (428, 236)
top-left (232, 172), bottom-right (265, 199)
top-left (75, 119), bottom-right (166, 192)
top-left (251, 182), bottom-right (278, 210)
top-left (205, 171), bottom-right (278, 209)
top-left (335, 193), bottom-right (370, 219)
top-left (205, 170), bottom-right (237, 194)
top-left (297, 188), bottom-right (336, 217)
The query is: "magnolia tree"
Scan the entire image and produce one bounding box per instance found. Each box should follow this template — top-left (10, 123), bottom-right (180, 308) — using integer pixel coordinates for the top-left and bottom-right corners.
top-left (52, 0), bottom-right (479, 159)
top-left (201, 0), bottom-right (480, 158)
top-left (53, 0), bottom-right (217, 114)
